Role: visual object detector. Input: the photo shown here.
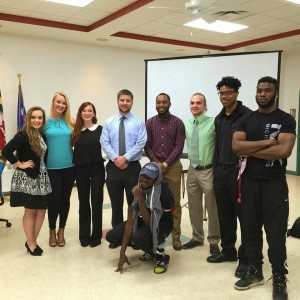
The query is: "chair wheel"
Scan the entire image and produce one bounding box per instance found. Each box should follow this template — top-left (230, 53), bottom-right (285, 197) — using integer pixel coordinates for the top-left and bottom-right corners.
top-left (6, 222), bottom-right (12, 228)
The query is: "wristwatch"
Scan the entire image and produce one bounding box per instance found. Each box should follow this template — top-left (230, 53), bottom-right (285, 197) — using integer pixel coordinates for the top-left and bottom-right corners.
top-left (162, 162), bottom-right (168, 168)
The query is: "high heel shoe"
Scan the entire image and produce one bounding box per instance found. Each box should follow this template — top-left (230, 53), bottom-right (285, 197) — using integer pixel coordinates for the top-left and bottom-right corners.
top-left (36, 245), bottom-right (44, 253)
top-left (49, 229), bottom-right (57, 247)
top-left (57, 228), bottom-right (65, 247)
top-left (25, 242), bottom-right (42, 256)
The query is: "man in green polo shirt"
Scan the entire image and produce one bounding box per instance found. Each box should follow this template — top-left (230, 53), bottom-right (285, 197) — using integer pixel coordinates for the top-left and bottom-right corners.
top-left (183, 93), bottom-right (220, 255)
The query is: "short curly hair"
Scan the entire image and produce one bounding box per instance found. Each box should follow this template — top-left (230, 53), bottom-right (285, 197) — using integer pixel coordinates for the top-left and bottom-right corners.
top-left (216, 76), bottom-right (242, 92)
top-left (257, 76), bottom-right (279, 91)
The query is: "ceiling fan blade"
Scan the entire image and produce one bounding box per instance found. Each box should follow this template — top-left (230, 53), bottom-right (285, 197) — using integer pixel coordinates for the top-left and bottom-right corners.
top-left (148, 6), bottom-right (182, 10)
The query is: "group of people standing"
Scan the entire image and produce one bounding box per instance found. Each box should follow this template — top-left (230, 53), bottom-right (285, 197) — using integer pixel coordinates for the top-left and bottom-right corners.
top-left (2, 75), bottom-right (295, 300)
top-left (3, 93), bottom-right (106, 255)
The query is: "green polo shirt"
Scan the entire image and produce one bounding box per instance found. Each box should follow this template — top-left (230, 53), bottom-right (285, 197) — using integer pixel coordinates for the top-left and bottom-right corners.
top-left (184, 113), bottom-right (215, 166)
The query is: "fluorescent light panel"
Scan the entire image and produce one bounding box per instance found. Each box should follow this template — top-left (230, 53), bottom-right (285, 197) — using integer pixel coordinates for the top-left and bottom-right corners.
top-left (285, 0), bottom-right (300, 4)
top-left (45, 0), bottom-right (94, 7)
top-left (184, 19), bottom-right (248, 33)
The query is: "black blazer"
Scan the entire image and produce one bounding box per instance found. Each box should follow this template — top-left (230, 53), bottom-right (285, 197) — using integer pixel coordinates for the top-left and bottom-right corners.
top-left (2, 131), bottom-right (41, 179)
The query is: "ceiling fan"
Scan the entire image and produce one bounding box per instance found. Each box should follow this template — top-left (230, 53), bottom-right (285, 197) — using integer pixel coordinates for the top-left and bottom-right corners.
top-left (148, 0), bottom-right (248, 23)
top-left (148, 0), bottom-right (216, 15)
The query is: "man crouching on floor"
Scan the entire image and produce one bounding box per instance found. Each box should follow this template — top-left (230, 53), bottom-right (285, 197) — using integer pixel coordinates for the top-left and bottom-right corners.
top-left (106, 162), bottom-right (174, 274)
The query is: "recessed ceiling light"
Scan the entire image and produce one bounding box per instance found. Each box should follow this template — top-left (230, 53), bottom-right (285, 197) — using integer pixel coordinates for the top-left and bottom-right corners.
top-left (184, 18), bottom-right (248, 33)
top-left (45, 0), bottom-right (94, 7)
top-left (285, 0), bottom-right (300, 4)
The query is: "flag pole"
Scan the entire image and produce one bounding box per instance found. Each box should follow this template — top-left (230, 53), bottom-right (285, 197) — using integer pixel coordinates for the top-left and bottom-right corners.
top-left (17, 73), bottom-right (22, 84)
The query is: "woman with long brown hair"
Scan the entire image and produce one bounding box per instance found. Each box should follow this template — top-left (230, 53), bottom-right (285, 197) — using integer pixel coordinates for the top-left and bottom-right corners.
top-left (71, 102), bottom-right (105, 247)
top-left (2, 106), bottom-right (52, 255)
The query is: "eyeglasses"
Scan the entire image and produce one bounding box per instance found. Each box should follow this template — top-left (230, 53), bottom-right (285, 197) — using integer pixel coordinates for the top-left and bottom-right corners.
top-left (217, 90), bottom-right (236, 97)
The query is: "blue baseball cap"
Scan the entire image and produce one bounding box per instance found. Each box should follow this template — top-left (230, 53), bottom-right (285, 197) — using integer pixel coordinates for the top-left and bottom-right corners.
top-left (140, 163), bottom-right (159, 179)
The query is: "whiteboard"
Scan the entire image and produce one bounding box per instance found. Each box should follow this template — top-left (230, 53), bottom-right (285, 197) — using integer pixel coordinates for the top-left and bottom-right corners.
top-left (146, 51), bottom-right (281, 121)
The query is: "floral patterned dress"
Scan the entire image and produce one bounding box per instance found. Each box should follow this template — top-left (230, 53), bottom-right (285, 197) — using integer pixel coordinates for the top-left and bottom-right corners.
top-left (10, 135), bottom-right (52, 209)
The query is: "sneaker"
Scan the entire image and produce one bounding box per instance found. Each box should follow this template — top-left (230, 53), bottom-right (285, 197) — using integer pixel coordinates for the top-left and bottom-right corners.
top-left (272, 273), bottom-right (288, 300)
top-left (154, 254), bottom-right (170, 274)
top-left (234, 263), bottom-right (265, 290)
top-left (235, 261), bottom-right (248, 278)
top-left (139, 252), bottom-right (154, 262)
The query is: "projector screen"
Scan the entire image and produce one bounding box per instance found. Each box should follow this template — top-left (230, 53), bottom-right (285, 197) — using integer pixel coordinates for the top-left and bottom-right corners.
top-left (145, 51), bottom-right (281, 122)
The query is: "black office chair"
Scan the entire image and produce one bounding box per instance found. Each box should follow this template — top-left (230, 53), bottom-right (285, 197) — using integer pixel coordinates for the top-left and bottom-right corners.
top-left (0, 195), bottom-right (12, 227)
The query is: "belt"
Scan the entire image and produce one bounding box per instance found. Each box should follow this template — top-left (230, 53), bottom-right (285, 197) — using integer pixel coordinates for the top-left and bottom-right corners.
top-left (109, 160), bottom-right (138, 165)
top-left (194, 164), bottom-right (213, 171)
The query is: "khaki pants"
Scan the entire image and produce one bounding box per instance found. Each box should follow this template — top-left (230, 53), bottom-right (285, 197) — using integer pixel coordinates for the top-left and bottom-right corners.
top-left (187, 166), bottom-right (220, 244)
top-left (163, 159), bottom-right (182, 240)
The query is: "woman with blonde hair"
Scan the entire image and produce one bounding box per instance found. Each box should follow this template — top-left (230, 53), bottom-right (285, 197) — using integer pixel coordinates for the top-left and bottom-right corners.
top-left (44, 92), bottom-right (75, 247)
top-left (2, 106), bottom-right (52, 255)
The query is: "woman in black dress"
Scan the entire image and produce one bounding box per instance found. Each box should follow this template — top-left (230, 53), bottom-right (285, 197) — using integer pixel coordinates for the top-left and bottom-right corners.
top-left (2, 106), bottom-right (52, 256)
top-left (71, 102), bottom-right (105, 247)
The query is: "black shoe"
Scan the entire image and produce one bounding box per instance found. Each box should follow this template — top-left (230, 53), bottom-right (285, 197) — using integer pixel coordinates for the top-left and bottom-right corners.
top-left (272, 273), bottom-right (288, 300)
top-left (109, 243), bottom-right (121, 249)
top-left (210, 244), bottom-right (220, 255)
top-left (235, 261), bottom-right (248, 278)
top-left (234, 264), bottom-right (264, 290)
top-left (207, 252), bottom-right (237, 263)
top-left (182, 239), bottom-right (203, 249)
top-left (25, 242), bottom-right (43, 255)
top-left (80, 240), bottom-right (90, 247)
top-left (36, 245), bottom-right (44, 254)
top-left (90, 238), bottom-right (101, 248)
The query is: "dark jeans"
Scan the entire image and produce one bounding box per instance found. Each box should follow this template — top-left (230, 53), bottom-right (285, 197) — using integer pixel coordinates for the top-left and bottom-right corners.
top-left (213, 164), bottom-right (246, 260)
top-left (47, 167), bottom-right (75, 229)
top-left (75, 163), bottom-right (105, 242)
top-left (106, 160), bottom-right (141, 227)
top-left (241, 176), bottom-right (289, 275)
top-left (106, 217), bottom-right (173, 256)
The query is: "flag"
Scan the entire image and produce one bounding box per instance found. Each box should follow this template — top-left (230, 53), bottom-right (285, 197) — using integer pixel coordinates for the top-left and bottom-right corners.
top-left (17, 82), bottom-right (26, 131)
top-left (0, 90), bottom-right (6, 153)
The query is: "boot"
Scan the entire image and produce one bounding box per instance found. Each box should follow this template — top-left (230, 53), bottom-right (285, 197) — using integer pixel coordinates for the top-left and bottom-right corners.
top-left (49, 229), bottom-right (57, 247)
top-left (57, 228), bottom-right (65, 247)
top-left (272, 273), bottom-right (288, 300)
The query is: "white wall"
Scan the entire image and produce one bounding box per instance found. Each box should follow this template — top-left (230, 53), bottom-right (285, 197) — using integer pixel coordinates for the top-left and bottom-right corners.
top-left (279, 52), bottom-right (299, 173)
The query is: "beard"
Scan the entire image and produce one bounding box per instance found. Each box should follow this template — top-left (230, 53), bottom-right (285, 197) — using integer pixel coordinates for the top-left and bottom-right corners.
top-left (256, 95), bottom-right (277, 108)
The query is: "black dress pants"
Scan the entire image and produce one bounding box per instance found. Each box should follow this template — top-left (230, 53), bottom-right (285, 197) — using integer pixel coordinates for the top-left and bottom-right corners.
top-left (213, 164), bottom-right (246, 260)
top-left (105, 160), bottom-right (141, 227)
top-left (75, 163), bottom-right (105, 243)
top-left (48, 167), bottom-right (75, 229)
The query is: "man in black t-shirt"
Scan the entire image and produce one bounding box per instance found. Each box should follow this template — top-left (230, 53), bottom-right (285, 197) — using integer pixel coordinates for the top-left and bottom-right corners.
top-left (232, 76), bottom-right (296, 300)
top-left (106, 162), bottom-right (174, 274)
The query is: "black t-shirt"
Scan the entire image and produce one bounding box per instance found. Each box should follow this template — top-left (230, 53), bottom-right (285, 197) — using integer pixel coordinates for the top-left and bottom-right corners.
top-left (237, 108), bottom-right (296, 180)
